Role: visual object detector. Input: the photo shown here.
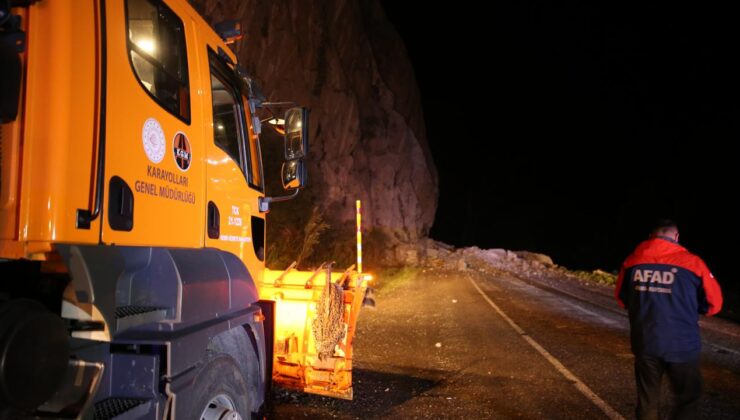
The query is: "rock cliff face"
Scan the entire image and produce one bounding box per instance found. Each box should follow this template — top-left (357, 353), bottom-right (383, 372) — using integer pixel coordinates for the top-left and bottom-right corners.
top-left (191, 0), bottom-right (437, 245)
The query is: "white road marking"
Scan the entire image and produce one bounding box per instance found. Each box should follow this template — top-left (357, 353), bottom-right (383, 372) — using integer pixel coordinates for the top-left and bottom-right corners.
top-left (707, 342), bottom-right (740, 357)
top-left (469, 276), bottom-right (625, 420)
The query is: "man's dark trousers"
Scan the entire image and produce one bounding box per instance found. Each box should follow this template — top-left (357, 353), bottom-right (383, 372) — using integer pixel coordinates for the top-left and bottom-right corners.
top-left (635, 354), bottom-right (702, 420)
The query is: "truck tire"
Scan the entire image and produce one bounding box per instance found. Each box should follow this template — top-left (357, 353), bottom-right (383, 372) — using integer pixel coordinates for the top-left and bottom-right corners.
top-left (207, 326), bottom-right (261, 413)
top-left (186, 355), bottom-right (250, 420)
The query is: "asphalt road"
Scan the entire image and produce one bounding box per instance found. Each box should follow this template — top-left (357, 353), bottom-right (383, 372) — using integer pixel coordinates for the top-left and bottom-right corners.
top-left (267, 265), bottom-right (740, 419)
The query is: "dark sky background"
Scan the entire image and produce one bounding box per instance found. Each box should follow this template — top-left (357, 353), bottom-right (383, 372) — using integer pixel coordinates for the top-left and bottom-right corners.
top-left (382, 2), bottom-right (737, 297)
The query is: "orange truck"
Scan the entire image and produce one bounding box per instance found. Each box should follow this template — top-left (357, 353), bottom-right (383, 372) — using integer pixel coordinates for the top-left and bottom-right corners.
top-left (0, 0), bottom-right (369, 418)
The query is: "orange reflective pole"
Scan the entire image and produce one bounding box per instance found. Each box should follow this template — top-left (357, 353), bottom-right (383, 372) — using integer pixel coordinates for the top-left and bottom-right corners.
top-left (356, 200), bottom-right (362, 273)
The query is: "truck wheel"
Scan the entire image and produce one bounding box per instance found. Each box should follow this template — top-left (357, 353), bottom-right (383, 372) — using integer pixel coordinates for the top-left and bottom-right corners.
top-left (187, 355), bottom-right (250, 420)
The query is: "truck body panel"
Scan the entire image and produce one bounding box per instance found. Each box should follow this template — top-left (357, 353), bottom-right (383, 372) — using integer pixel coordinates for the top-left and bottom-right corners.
top-left (1, 3), bottom-right (100, 247)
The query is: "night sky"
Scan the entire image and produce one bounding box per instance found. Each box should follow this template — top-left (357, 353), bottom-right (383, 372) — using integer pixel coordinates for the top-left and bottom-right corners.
top-left (382, 3), bottom-right (738, 295)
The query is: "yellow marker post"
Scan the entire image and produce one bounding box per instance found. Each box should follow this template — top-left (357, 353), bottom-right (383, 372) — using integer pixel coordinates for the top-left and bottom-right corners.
top-left (356, 200), bottom-right (362, 273)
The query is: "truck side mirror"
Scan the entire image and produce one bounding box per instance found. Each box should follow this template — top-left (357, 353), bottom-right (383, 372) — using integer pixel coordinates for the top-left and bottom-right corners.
top-left (258, 106), bottom-right (309, 212)
top-left (281, 159), bottom-right (307, 190)
top-left (284, 107), bottom-right (308, 160)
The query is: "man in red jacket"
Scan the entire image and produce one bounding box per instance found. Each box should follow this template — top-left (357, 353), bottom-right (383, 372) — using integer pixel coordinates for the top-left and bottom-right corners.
top-left (615, 220), bottom-right (723, 419)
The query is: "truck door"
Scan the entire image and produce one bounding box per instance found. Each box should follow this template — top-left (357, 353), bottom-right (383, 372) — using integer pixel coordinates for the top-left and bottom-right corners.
top-left (102, 0), bottom-right (203, 247)
top-left (203, 48), bottom-right (265, 273)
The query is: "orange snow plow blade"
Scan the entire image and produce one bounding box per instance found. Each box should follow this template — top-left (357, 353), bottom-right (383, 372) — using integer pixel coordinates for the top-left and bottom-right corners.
top-left (261, 263), bottom-right (371, 399)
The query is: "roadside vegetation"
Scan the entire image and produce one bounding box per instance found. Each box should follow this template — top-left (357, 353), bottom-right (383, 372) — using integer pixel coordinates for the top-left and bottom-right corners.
top-left (570, 269), bottom-right (617, 286)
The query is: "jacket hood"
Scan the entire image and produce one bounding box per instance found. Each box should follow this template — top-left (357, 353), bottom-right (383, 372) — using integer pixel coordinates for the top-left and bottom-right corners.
top-left (632, 237), bottom-right (687, 258)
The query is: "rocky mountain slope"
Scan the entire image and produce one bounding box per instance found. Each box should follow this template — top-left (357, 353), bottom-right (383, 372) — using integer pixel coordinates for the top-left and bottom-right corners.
top-left (191, 0), bottom-right (438, 259)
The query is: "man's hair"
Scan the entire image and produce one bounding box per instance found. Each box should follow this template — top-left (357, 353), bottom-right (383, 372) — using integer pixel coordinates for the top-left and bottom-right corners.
top-left (652, 219), bottom-right (679, 236)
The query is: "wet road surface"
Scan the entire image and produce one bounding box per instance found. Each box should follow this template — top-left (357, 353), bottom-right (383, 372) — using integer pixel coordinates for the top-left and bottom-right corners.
top-left (268, 265), bottom-right (740, 419)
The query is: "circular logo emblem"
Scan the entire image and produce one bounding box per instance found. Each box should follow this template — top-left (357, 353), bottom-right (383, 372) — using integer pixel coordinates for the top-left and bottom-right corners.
top-left (142, 118), bottom-right (166, 164)
top-left (173, 132), bottom-right (192, 171)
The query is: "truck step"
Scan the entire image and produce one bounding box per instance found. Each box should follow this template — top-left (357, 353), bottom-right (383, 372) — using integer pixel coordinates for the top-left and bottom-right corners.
top-left (93, 398), bottom-right (150, 420)
top-left (115, 305), bottom-right (168, 332)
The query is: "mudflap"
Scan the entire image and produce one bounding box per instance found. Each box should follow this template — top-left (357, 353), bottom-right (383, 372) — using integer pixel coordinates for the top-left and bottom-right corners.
top-left (260, 264), bottom-right (370, 400)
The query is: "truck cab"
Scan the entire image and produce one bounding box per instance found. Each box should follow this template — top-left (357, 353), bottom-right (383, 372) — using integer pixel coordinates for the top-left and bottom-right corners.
top-left (0, 1), bottom-right (365, 418)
